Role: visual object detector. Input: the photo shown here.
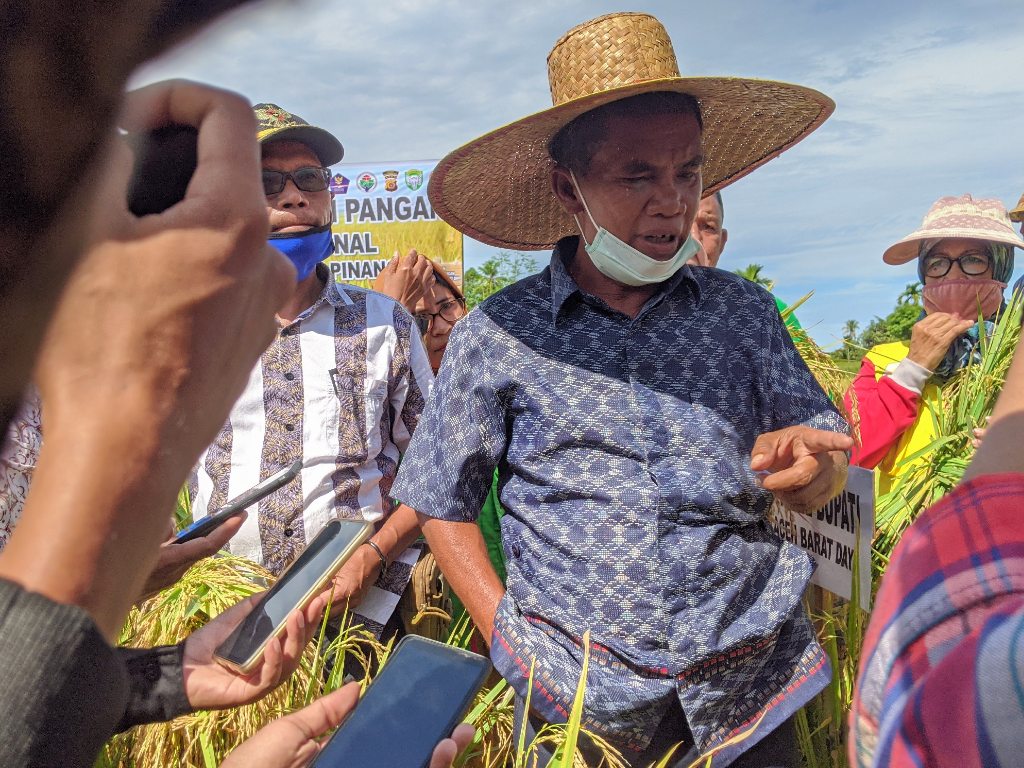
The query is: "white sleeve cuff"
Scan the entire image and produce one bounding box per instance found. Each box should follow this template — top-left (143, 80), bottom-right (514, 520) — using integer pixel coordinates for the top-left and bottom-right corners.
top-left (886, 358), bottom-right (932, 394)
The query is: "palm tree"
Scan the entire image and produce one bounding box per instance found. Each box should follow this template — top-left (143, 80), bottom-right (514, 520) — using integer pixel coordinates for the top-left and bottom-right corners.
top-left (842, 319), bottom-right (860, 360)
top-left (733, 263), bottom-right (776, 292)
top-left (897, 282), bottom-right (922, 306)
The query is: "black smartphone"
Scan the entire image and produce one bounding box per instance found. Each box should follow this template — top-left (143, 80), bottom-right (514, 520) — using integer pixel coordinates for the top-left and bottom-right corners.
top-left (174, 460), bottom-right (303, 545)
top-left (126, 124), bottom-right (199, 216)
top-left (214, 518), bottom-right (373, 673)
top-left (312, 636), bottom-right (492, 768)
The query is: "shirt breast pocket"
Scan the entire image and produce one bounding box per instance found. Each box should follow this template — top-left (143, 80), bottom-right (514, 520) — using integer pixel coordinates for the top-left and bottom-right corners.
top-left (328, 372), bottom-right (387, 462)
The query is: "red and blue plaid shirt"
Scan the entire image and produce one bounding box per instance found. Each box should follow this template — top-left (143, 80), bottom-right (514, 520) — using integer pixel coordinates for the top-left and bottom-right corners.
top-left (851, 473), bottom-right (1024, 767)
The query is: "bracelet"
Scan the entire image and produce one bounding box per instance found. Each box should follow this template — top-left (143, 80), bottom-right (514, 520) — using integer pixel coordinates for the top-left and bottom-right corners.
top-left (365, 539), bottom-right (388, 576)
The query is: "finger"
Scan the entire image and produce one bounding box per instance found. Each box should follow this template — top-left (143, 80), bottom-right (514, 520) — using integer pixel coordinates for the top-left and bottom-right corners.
top-left (760, 454), bottom-right (821, 492)
top-left (119, 81), bottom-right (261, 212)
top-left (277, 609), bottom-right (308, 677)
top-left (450, 723), bottom-right (475, 752)
top-left (201, 511), bottom-right (246, 551)
top-left (792, 429), bottom-right (854, 456)
top-left (172, 514), bottom-right (245, 563)
top-left (429, 738), bottom-right (459, 768)
top-left (304, 594), bottom-right (329, 633)
top-left (257, 630), bottom-right (284, 687)
top-left (279, 682), bottom-right (361, 740)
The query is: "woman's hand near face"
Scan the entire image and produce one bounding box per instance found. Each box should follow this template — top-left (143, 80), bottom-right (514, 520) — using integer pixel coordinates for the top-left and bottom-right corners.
top-left (907, 312), bottom-right (975, 371)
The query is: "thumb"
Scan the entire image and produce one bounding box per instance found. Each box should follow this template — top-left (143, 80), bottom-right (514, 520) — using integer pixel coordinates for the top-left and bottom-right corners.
top-left (750, 431), bottom-right (783, 471)
top-left (278, 682), bottom-right (360, 740)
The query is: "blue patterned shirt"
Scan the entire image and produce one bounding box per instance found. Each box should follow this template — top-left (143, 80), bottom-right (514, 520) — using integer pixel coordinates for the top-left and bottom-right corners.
top-left (393, 238), bottom-right (846, 762)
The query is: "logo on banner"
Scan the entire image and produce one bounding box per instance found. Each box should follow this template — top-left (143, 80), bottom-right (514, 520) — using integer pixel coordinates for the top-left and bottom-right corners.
top-left (382, 170), bottom-right (399, 193)
top-left (330, 174), bottom-right (350, 194)
top-left (406, 169), bottom-right (424, 191)
top-left (357, 173), bottom-right (377, 193)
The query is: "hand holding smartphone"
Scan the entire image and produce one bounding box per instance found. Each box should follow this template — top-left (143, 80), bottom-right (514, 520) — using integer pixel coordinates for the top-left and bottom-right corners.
top-left (214, 518), bottom-right (373, 674)
top-left (311, 636), bottom-right (491, 768)
top-left (174, 460), bottom-right (302, 545)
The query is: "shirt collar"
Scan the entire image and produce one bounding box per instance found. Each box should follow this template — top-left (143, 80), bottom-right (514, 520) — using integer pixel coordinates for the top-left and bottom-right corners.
top-left (548, 235), bottom-right (702, 323)
top-left (282, 263), bottom-right (354, 330)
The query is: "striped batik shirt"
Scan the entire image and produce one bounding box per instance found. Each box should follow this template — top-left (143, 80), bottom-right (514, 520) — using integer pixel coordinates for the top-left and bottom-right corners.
top-left (192, 266), bottom-right (433, 635)
top-left (851, 473), bottom-right (1024, 768)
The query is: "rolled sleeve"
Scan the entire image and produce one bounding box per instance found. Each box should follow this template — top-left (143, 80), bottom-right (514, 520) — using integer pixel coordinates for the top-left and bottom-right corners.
top-left (392, 312), bottom-right (508, 522)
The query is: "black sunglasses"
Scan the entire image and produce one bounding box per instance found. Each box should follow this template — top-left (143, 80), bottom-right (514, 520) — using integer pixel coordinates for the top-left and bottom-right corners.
top-left (262, 166), bottom-right (330, 196)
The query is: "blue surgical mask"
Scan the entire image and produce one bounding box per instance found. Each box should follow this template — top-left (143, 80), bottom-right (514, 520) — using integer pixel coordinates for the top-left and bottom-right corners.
top-left (570, 171), bottom-right (699, 287)
top-left (269, 224), bottom-right (334, 282)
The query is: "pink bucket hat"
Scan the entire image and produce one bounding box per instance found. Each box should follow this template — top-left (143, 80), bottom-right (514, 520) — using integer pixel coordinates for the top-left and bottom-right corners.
top-left (883, 194), bottom-right (1024, 265)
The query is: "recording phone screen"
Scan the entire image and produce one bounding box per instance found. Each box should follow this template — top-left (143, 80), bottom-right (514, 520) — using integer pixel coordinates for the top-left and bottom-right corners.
top-left (313, 636), bottom-right (491, 768)
top-left (216, 518), bottom-right (370, 666)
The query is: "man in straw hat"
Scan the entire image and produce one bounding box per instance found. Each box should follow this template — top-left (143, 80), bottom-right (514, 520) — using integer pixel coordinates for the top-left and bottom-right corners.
top-left (393, 12), bottom-right (851, 767)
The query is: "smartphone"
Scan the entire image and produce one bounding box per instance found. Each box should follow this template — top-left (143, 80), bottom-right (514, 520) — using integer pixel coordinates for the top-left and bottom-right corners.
top-left (312, 636), bottom-right (492, 768)
top-left (214, 518), bottom-right (373, 673)
top-left (174, 460), bottom-right (303, 545)
top-left (126, 124), bottom-right (199, 216)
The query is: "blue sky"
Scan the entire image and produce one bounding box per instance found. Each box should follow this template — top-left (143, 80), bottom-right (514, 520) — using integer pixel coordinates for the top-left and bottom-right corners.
top-left (135, 0), bottom-right (1023, 348)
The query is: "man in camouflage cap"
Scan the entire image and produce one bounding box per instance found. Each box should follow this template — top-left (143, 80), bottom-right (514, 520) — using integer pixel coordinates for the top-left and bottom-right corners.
top-left (190, 103), bottom-right (434, 641)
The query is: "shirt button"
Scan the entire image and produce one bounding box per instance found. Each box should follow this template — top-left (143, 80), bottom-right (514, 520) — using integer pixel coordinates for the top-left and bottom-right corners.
top-left (284, 372), bottom-right (295, 381)
top-left (285, 423), bottom-right (295, 431)
top-left (284, 527), bottom-right (294, 537)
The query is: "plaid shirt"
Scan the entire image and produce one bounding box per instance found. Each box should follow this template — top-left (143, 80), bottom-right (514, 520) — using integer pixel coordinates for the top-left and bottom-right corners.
top-left (393, 238), bottom-right (847, 762)
top-left (851, 473), bottom-right (1024, 768)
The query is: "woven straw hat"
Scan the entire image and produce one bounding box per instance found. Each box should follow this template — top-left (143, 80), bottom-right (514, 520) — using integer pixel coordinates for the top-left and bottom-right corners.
top-left (883, 194), bottom-right (1024, 265)
top-left (1009, 192), bottom-right (1024, 223)
top-left (428, 12), bottom-right (835, 250)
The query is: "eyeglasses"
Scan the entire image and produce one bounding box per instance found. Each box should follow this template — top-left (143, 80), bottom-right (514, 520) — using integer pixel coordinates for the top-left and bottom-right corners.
top-left (262, 167), bottom-right (330, 196)
top-left (413, 298), bottom-right (466, 334)
top-left (923, 250), bottom-right (991, 279)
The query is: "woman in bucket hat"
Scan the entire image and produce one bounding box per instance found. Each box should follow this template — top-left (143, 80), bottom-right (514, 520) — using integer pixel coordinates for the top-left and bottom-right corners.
top-left (393, 12), bottom-right (852, 768)
top-left (846, 194), bottom-right (1024, 495)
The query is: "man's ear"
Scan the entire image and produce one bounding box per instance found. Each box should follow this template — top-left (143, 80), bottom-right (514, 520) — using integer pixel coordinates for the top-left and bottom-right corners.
top-left (550, 166), bottom-right (585, 215)
top-left (720, 227), bottom-right (728, 254)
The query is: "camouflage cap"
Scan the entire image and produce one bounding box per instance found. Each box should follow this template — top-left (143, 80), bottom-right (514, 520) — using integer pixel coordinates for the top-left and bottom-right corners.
top-left (1010, 192), bottom-right (1024, 223)
top-left (254, 103), bottom-right (344, 166)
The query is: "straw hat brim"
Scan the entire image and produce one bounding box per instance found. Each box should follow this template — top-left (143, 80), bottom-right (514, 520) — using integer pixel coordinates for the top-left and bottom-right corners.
top-left (428, 76), bottom-right (834, 250)
top-left (883, 227), bottom-right (1024, 265)
top-left (1010, 195), bottom-right (1024, 222)
top-left (258, 125), bottom-right (345, 167)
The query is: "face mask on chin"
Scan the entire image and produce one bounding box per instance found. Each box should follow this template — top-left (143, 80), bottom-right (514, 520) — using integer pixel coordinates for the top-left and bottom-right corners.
top-left (569, 171), bottom-right (699, 287)
top-left (922, 278), bottom-right (1006, 320)
top-left (268, 224), bottom-right (334, 282)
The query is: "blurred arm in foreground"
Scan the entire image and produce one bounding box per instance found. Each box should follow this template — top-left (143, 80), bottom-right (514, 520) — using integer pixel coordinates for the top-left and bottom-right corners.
top-left (0, 79), bottom-right (293, 768)
top-left (850, 322), bottom-right (1024, 768)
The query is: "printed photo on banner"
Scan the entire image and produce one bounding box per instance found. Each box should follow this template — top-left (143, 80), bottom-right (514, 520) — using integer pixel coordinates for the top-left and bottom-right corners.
top-left (326, 159), bottom-right (463, 289)
top-left (767, 466), bottom-right (875, 611)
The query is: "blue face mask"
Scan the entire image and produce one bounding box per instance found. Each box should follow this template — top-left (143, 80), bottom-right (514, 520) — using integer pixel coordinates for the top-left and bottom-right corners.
top-left (269, 224), bottom-right (334, 282)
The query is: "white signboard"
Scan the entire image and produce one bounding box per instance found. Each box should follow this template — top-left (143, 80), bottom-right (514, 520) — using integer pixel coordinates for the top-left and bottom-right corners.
top-left (767, 466), bottom-right (874, 611)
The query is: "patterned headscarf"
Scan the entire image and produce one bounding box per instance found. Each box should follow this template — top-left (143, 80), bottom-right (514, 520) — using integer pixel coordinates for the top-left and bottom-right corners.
top-left (916, 239), bottom-right (1014, 378)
